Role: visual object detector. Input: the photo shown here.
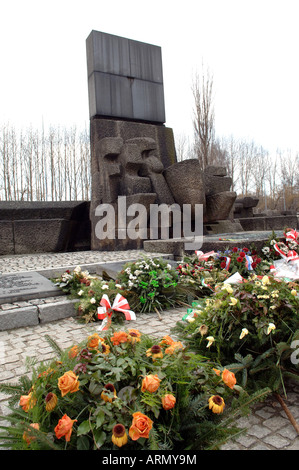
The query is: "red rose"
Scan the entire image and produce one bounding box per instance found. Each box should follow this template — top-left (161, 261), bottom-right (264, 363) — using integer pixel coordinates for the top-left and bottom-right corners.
top-left (239, 252), bottom-right (246, 258)
top-left (237, 257), bottom-right (243, 262)
top-left (232, 247), bottom-right (238, 252)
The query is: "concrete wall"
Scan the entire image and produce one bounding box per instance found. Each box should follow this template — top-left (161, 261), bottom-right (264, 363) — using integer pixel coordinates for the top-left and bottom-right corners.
top-left (0, 201), bottom-right (91, 255)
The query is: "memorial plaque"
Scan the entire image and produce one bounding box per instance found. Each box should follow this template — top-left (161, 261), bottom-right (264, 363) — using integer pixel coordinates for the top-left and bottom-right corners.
top-left (0, 272), bottom-right (64, 305)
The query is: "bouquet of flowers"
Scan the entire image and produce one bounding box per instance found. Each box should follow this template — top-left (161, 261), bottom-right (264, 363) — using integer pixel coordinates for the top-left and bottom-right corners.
top-left (117, 257), bottom-right (180, 313)
top-left (174, 274), bottom-right (299, 392)
top-left (0, 330), bottom-right (260, 451)
top-left (52, 266), bottom-right (96, 295)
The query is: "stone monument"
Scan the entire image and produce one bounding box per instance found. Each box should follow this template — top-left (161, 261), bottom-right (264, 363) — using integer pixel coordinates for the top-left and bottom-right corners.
top-left (86, 30), bottom-right (241, 251)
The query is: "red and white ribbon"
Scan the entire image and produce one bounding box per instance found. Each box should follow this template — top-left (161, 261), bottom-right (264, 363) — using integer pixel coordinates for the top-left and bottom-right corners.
top-left (195, 250), bottom-right (216, 262)
top-left (287, 250), bottom-right (299, 261)
top-left (274, 243), bottom-right (299, 262)
top-left (97, 293), bottom-right (136, 330)
top-left (284, 229), bottom-right (299, 244)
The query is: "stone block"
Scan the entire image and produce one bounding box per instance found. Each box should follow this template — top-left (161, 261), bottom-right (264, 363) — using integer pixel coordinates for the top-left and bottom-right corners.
top-left (86, 30), bottom-right (165, 123)
top-left (0, 306), bottom-right (39, 331)
top-left (204, 175), bottom-right (233, 196)
top-left (0, 221), bottom-right (14, 255)
top-left (88, 72), bottom-right (133, 119)
top-left (0, 272), bottom-right (63, 305)
top-left (13, 219), bottom-right (70, 254)
top-left (204, 166), bottom-right (227, 176)
top-left (239, 217), bottom-right (266, 231)
top-left (38, 299), bottom-right (78, 324)
top-left (163, 159), bottom-right (205, 217)
top-left (205, 191), bottom-right (237, 223)
top-left (265, 215), bottom-right (298, 231)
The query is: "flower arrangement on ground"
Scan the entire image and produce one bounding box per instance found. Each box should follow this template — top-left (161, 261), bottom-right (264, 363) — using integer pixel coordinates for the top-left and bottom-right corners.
top-left (0, 330), bottom-right (268, 451)
top-left (117, 256), bottom-right (181, 313)
top-left (173, 273), bottom-right (299, 392)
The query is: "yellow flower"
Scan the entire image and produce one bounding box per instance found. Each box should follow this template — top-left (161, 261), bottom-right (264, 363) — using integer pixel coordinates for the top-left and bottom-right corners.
top-left (127, 329), bottom-right (141, 343)
top-left (221, 283), bottom-right (233, 294)
top-left (99, 341), bottom-right (110, 355)
top-left (101, 383), bottom-right (117, 403)
top-left (291, 289), bottom-right (297, 296)
top-left (146, 345), bottom-right (163, 361)
top-left (45, 392), bottom-right (58, 412)
top-left (112, 424), bottom-right (128, 447)
top-left (240, 328), bottom-right (249, 339)
top-left (229, 297), bottom-right (238, 306)
top-left (206, 336), bottom-right (215, 348)
top-left (262, 275), bottom-right (271, 286)
top-left (208, 395), bottom-right (225, 414)
top-left (266, 322), bottom-right (276, 335)
top-left (198, 324), bottom-right (208, 336)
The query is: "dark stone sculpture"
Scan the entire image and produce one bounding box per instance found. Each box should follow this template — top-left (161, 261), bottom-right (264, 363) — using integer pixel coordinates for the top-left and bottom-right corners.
top-left (87, 30), bottom-right (241, 251)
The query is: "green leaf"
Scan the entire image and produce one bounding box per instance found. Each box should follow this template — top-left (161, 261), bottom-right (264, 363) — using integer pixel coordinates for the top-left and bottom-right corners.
top-left (77, 420), bottom-right (91, 436)
top-left (77, 435), bottom-right (90, 450)
top-left (93, 429), bottom-right (106, 448)
top-left (96, 409), bottom-right (105, 428)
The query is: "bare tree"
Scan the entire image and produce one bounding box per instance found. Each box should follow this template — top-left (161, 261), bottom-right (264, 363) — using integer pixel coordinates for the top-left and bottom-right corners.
top-left (191, 66), bottom-right (215, 170)
top-left (0, 123), bottom-right (91, 202)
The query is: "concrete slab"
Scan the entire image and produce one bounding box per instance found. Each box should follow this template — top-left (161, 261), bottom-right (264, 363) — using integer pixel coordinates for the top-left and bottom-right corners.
top-left (0, 272), bottom-right (64, 305)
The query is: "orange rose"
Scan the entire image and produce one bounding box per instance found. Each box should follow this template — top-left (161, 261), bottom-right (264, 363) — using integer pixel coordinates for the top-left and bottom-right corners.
top-left (141, 374), bottom-right (161, 393)
top-left (54, 414), bottom-right (77, 442)
top-left (129, 412), bottom-right (153, 441)
top-left (110, 331), bottom-right (128, 345)
top-left (19, 392), bottom-right (36, 412)
top-left (68, 345), bottom-right (79, 359)
top-left (160, 335), bottom-right (175, 346)
top-left (23, 423), bottom-right (40, 445)
top-left (58, 370), bottom-right (80, 397)
top-left (87, 333), bottom-right (101, 349)
top-left (164, 341), bottom-right (184, 355)
top-left (222, 369), bottom-right (236, 389)
top-left (162, 394), bottom-right (176, 410)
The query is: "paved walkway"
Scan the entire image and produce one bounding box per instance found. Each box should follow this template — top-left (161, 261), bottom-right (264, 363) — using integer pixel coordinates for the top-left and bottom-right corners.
top-left (0, 250), bottom-right (299, 450)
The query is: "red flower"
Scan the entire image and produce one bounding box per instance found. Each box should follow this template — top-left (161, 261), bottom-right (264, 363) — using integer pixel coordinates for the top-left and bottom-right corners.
top-left (236, 257), bottom-right (243, 262)
top-left (232, 247), bottom-right (238, 252)
top-left (220, 261), bottom-right (226, 269)
top-left (242, 247), bottom-right (249, 252)
top-left (239, 252), bottom-right (246, 258)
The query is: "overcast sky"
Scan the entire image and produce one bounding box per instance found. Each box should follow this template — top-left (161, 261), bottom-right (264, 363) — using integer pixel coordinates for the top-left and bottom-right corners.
top-left (1, 0), bottom-right (299, 154)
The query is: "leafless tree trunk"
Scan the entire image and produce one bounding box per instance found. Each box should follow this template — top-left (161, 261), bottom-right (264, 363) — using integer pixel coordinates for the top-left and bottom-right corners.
top-left (191, 66), bottom-right (215, 170)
